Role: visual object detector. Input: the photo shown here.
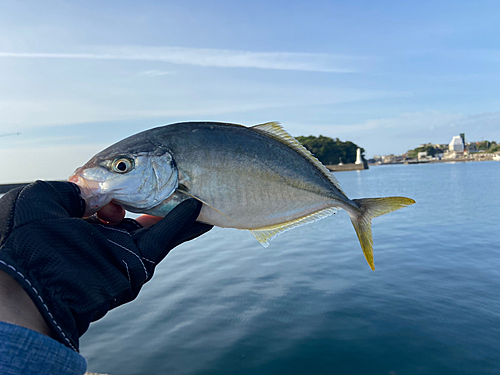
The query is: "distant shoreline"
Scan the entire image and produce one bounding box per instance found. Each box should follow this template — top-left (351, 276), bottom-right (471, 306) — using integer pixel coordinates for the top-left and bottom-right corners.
top-left (370, 156), bottom-right (499, 167)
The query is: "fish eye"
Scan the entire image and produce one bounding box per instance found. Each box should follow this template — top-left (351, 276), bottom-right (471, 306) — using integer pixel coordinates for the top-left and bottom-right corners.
top-left (111, 157), bottom-right (134, 174)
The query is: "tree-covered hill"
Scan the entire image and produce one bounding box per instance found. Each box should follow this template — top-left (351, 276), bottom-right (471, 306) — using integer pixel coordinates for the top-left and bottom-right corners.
top-left (406, 144), bottom-right (445, 158)
top-left (476, 141), bottom-right (499, 153)
top-left (296, 135), bottom-right (365, 165)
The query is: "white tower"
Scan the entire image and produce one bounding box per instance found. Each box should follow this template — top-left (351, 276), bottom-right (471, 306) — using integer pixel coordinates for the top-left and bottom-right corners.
top-left (355, 148), bottom-right (363, 164)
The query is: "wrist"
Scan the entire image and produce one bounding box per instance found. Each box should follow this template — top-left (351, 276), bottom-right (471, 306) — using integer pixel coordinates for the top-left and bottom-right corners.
top-left (0, 270), bottom-right (54, 338)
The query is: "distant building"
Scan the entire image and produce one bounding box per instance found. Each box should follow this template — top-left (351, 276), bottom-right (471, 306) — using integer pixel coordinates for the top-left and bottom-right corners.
top-left (449, 136), bottom-right (464, 152)
top-left (420, 143), bottom-right (435, 149)
top-left (460, 133), bottom-right (466, 147)
top-left (466, 142), bottom-right (478, 153)
top-left (382, 154), bottom-right (396, 164)
top-left (434, 151), bottom-right (444, 160)
top-left (417, 151), bottom-right (428, 161)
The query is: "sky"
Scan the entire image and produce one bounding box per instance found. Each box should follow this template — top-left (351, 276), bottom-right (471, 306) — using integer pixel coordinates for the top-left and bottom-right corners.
top-left (1, 0), bottom-right (500, 183)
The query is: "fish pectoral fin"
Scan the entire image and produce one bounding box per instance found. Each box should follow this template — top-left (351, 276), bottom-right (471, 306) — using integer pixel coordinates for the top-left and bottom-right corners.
top-left (177, 189), bottom-right (243, 227)
top-left (250, 207), bottom-right (338, 247)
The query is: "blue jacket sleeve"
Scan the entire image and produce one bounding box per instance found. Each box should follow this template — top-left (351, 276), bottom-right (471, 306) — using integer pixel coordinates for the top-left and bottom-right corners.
top-left (0, 321), bottom-right (87, 375)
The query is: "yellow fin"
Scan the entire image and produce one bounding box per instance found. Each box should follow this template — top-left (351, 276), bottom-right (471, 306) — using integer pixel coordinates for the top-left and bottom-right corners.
top-left (250, 207), bottom-right (338, 246)
top-left (350, 197), bottom-right (416, 271)
top-left (250, 122), bottom-right (345, 195)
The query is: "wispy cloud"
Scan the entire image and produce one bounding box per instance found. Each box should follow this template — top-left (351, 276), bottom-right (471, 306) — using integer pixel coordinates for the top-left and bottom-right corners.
top-left (0, 85), bottom-right (394, 132)
top-left (138, 69), bottom-right (176, 77)
top-left (0, 46), bottom-right (364, 73)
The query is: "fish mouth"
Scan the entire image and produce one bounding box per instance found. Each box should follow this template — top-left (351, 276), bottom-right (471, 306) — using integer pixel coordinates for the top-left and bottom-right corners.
top-left (69, 168), bottom-right (112, 217)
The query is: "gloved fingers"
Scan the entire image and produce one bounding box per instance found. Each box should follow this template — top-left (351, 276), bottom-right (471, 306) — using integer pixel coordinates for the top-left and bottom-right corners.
top-left (0, 187), bottom-right (24, 246)
top-left (115, 218), bottom-right (143, 232)
top-left (134, 199), bottom-right (203, 264)
top-left (85, 206), bottom-right (136, 231)
top-left (84, 214), bottom-right (138, 232)
top-left (0, 181), bottom-right (85, 230)
top-left (173, 222), bottom-right (213, 247)
top-left (92, 222), bottom-right (150, 286)
top-left (83, 215), bottom-right (102, 225)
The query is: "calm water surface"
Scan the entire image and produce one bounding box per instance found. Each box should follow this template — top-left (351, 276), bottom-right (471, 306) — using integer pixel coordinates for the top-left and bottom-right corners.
top-left (81, 161), bottom-right (500, 375)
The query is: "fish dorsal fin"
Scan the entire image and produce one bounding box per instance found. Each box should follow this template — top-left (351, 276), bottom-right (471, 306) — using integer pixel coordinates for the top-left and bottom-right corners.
top-left (250, 207), bottom-right (338, 247)
top-left (250, 122), bottom-right (344, 194)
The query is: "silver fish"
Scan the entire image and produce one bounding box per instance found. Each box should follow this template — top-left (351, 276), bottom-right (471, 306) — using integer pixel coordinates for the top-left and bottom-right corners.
top-left (70, 122), bottom-right (415, 270)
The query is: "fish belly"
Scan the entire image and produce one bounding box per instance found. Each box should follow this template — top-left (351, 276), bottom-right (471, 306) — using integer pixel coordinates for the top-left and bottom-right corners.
top-left (195, 182), bottom-right (336, 230)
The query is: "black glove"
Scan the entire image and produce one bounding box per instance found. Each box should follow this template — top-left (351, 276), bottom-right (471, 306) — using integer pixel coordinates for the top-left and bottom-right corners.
top-left (0, 180), bottom-right (212, 351)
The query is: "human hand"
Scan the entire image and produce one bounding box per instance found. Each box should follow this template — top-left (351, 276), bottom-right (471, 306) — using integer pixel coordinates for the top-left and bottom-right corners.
top-left (0, 181), bottom-right (212, 351)
top-left (95, 200), bottom-right (163, 227)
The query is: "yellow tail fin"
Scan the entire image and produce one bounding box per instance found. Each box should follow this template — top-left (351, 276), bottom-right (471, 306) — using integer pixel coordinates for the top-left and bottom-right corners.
top-left (350, 197), bottom-right (415, 271)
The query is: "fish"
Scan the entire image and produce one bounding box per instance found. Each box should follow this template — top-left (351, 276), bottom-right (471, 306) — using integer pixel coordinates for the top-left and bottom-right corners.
top-left (70, 121), bottom-right (415, 270)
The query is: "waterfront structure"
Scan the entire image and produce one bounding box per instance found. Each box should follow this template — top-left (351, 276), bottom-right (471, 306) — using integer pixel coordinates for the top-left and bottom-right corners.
top-left (355, 148), bottom-right (363, 164)
top-left (382, 154), bottom-right (396, 164)
top-left (449, 136), bottom-right (464, 152)
top-left (417, 151), bottom-right (428, 161)
top-left (444, 135), bottom-right (466, 159)
top-left (466, 142), bottom-right (478, 153)
top-left (372, 132), bottom-right (498, 165)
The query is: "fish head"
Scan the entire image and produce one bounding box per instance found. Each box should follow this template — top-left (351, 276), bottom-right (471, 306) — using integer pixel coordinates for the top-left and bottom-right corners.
top-left (70, 134), bottom-right (178, 217)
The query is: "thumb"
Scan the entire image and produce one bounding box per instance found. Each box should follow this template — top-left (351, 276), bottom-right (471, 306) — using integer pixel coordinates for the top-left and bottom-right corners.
top-left (0, 181), bottom-right (85, 229)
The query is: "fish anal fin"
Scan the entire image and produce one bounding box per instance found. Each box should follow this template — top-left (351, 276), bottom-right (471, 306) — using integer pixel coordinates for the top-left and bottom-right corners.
top-left (250, 122), bottom-right (345, 194)
top-left (250, 207), bottom-right (338, 246)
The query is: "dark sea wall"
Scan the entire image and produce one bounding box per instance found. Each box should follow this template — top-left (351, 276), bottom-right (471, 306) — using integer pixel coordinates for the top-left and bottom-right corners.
top-left (326, 163), bottom-right (368, 172)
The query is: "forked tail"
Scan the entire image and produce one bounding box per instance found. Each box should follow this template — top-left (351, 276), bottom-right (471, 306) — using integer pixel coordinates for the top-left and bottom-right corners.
top-left (349, 197), bottom-right (415, 271)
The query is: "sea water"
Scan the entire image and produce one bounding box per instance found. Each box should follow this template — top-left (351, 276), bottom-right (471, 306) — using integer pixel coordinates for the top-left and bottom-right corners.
top-left (76, 161), bottom-right (498, 374)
